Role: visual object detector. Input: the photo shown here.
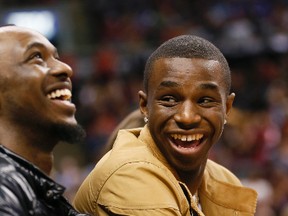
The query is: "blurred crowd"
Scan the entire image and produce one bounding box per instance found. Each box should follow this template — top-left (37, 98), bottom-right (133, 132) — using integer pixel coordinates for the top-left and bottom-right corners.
top-left (1, 0), bottom-right (288, 215)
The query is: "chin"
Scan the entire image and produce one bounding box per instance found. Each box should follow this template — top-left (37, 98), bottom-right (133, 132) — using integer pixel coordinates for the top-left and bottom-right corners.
top-left (51, 123), bottom-right (86, 145)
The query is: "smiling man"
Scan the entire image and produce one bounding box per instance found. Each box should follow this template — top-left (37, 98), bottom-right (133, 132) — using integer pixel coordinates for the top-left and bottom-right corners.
top-left (73, 35), bottom-right (258, 216)
top-left (0, 25), bottom-right (88, 216)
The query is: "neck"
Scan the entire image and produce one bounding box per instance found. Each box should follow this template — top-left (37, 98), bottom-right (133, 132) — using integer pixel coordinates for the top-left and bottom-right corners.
top-left (0, 122), bottom-right (57, 175)
top-left (177, 163), bottom-right (206, 195)
top-left (178, 172), bottom-right (202, 195)
top-left (5, 142), bottom-right (55, 175)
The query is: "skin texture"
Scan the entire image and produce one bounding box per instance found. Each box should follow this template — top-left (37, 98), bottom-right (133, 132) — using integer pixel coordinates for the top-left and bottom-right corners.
top-left (139, 57), bottom-right (235, 193)
top-left (0, 26), bottom-right (84, 174)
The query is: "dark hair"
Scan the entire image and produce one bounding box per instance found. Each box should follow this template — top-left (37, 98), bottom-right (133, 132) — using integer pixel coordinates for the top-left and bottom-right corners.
top-left (143, 35), bottom-right (231, 94)
top-left (0, 24), bottom-right (16, 27)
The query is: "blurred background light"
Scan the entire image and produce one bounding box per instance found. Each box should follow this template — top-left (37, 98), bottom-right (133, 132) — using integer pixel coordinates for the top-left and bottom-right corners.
top-left (4, 10), bottom-right (57, 40)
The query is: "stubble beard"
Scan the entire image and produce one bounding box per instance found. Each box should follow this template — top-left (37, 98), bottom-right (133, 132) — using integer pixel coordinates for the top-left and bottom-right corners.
top-left (49, 122), bottom-right (86, 145)
top-left (9, 107), bottom-right (86, 146)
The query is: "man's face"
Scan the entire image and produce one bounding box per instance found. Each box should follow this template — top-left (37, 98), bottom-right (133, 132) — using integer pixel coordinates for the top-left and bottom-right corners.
top-left (139, 57), bottom-right (234, 173)
top-left (0, 27), bottom-right (83, 143)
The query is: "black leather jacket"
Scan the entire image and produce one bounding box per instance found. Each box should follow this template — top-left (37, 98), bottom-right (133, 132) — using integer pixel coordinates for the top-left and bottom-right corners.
top-left (0, 145), bottom-right (90, 216)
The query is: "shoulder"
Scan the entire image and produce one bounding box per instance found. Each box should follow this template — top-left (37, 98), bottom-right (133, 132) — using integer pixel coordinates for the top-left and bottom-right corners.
top-left (0, 155), bottom-right (22, 193)
top-left (0, 153), bottom-right (35, 215)
top-left (79, 149), bottom-right (180, 197)
top-left (200, 160), bottom-right (258, 214)
top-left (205, 159), bottom-right (242, 185)
top-left (74, 147), bottom-right (187, 214)
top-left (101, 161), bottom-right (186, 214)
top-left (0, 152), bottom-right (17, 175)
top-left (0, 151), bottom-right (33, 194)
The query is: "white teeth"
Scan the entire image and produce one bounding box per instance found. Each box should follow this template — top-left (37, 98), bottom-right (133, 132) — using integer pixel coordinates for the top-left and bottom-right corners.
top-left (171, 134), bottom-right (203, 141)
top-left (47, 89), bottom-right (72, 100)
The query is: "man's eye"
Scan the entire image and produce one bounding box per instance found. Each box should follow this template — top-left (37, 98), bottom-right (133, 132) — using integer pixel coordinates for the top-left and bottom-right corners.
top-left (200, 98), bottom-right (212, 103)
top-left (33, 52), bottom-right (42, 59)
top-left (199, 97), bottom-right (217, 107)
top-left (162, 96), bottom-right (176, 103)
top-left (29, 52), bottom-right (43, 60)
top-left (160, 96), bottom-right (178, 107)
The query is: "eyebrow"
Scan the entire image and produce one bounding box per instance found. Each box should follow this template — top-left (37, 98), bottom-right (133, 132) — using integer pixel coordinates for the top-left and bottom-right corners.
top-left (199, 82), bottom-right (219, 90)
top-left (25, 42), bottom-right (57, 55)
top-left (159, 81), bottom-right (218, 89)
top-left (159, 80), bottom-right (180, 88)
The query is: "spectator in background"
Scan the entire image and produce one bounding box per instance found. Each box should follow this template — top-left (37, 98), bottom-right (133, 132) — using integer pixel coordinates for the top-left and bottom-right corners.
top-left (101, 109), bottom-right (144, 155)
top-left (0, 25), bottom-right (89, 216)
top-left (73, 35), bottom-right (258, 215)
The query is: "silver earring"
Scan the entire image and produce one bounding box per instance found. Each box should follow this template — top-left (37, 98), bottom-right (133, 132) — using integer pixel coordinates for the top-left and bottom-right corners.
top-left (224, 119), bottom-right (227, 125)
top-left (144, 116), bottom-right (148, 123)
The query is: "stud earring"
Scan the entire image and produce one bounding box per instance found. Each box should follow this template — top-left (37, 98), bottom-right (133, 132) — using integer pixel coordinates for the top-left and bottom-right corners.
top-left (224, 119), bottom-right (227, 125)
top-left (144, 116), bottom-right (148, 123)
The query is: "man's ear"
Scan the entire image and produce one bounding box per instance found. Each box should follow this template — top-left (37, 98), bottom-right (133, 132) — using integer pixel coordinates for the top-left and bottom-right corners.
top-left (138, 90), bottom-right (148, 117)
top-left (225, 92), bottom-right (235, 118)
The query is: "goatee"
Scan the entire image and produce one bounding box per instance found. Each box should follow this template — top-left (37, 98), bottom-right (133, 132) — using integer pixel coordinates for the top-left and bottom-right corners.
top-left (52, 123), bottom-right (86, 145)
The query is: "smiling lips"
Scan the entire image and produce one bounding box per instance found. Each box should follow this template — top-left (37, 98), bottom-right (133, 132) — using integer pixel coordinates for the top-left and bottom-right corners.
top-left (171, 133), bottom-right (203, 148)
top-left (47, 89), bottom-right (72, 101)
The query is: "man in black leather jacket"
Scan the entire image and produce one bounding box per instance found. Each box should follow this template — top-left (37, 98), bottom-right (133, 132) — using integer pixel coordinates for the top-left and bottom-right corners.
top-left (0, 25), bottom-right (89, 216)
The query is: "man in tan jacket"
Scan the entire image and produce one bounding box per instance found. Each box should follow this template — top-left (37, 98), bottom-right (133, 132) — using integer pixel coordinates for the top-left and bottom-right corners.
top-left (73, 35), bottom-right (257, 215)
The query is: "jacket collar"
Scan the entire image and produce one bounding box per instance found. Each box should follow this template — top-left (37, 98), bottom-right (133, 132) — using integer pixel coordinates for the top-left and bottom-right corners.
top-left (128, 127), bottom-right (257, 214)
top-left (0, 145), bottom-right (66, 202)
top-left (199, 160), bottom-right (258, 214)
top-left (137, 125), bottom-right (179, 176)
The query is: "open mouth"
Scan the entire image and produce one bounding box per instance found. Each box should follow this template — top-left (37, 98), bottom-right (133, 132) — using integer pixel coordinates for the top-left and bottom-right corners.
top-left (171, 133), bottom-right (203, 149)
top-left (47, 89), bottom-right (72, 101)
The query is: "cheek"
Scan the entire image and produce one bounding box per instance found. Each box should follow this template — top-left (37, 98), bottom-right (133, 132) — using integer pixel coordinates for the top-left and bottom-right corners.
top-left (149, 105), bottom-right (172, 124)
top-left (206, 110), bottom-right (225, 137)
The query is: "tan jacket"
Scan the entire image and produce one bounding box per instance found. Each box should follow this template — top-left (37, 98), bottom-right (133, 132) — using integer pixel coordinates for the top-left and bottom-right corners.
top-left (73, 126), bottom-right (257, 216)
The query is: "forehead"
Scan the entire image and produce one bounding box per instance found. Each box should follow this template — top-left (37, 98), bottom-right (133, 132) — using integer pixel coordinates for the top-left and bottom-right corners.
top-left (151, 57), bottom-right (223, 82)
top-left (148, 57), bottom-right (226, 94)
top-left (0, 26), bottom-right (55, 53)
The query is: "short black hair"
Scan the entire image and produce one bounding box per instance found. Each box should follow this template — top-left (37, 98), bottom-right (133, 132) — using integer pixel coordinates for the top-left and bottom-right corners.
top-left (0, 24), bottom-right (16, 27)
top-left (143, 35), bottom-right (231, 94)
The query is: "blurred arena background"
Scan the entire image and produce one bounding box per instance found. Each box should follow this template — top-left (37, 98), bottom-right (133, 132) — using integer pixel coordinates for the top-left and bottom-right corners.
top-left (1, 1), bottom-right (288, 215)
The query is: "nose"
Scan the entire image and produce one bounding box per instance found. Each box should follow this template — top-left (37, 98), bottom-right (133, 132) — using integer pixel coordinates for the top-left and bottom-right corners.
top-left (174, 101), bottom-right (201, 128)
top-left (50, 59), bottom-right (73, 79)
